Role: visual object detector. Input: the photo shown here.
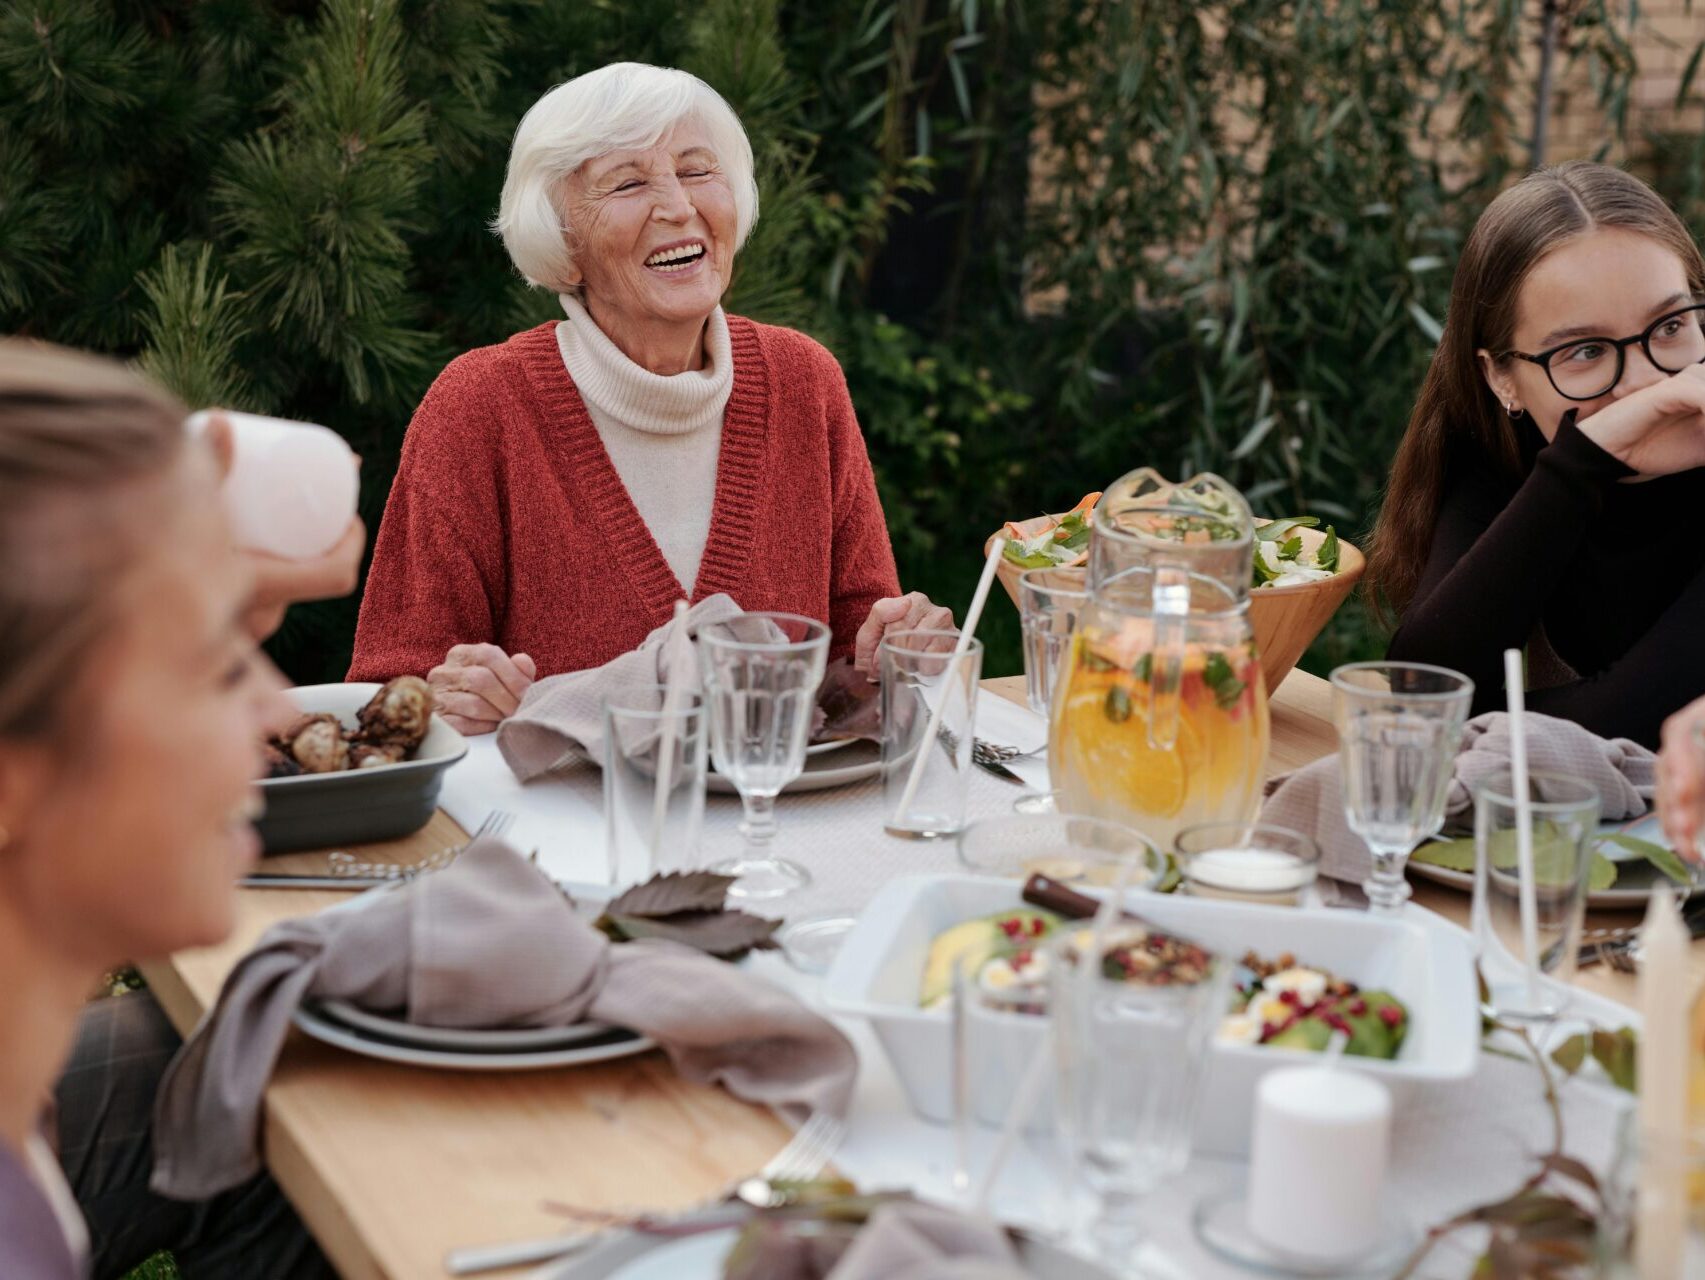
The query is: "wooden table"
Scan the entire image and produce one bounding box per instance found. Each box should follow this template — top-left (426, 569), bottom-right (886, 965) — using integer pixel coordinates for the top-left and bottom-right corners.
top-left (137, 669), bottom-right (1676, 1277)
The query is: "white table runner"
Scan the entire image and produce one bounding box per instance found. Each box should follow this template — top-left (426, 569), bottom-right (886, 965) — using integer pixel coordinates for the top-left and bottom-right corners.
top-left (437, 691), bottom-right (1637, 1278)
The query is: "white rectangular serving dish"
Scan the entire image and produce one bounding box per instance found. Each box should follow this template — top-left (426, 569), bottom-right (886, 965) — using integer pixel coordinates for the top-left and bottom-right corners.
top-left (822, 874), bottom-right (1480, 1156)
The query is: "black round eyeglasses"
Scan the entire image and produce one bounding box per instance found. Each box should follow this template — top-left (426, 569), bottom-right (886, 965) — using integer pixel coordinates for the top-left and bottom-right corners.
top-left (1499, 302), bottom-right (1705, 401)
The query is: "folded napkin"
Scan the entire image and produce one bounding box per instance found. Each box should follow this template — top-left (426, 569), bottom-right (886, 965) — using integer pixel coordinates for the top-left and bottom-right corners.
top-left (1260, 710), bottom-right (1655, 884)
top-left (827, 1202), bottom-right (1026, 1280)
top-left (150, 839), bottom-right (856, 1199)
top-left (497, 593), bottom-right (744, 781)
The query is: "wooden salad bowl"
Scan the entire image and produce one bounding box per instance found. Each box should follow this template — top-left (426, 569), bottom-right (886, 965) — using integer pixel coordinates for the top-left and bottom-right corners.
top-left (983, 516), bottom-right (1366, 697)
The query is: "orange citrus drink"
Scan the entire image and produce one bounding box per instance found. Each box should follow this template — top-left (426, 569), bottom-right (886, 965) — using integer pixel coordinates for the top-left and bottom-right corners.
top-left (1049, 623), bottom-right (1269, 849)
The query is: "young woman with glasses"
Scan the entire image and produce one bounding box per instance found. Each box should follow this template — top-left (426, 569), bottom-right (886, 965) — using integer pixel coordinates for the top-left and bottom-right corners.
top-left (1365, 162), bottom-right (1705, 748)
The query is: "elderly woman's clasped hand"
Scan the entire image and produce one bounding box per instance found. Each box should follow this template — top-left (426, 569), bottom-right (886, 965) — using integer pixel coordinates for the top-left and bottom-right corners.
top-left (853, 592), bottom-right (958, 677)
top-left (428, 644), bottom-right (539, 736)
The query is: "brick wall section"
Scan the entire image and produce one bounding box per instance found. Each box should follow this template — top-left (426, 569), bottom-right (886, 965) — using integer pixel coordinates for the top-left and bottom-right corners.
top-left (1538, 1), bottom-right (1705, 164)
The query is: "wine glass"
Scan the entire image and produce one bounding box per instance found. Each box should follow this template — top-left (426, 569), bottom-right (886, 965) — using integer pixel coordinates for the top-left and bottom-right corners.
top-left (1049, 915), bottom-right (1230, 1266)
top-left (1331, 661), bottom-right (1474, 916)
top-left (697, 613), bottom-right (829, 900)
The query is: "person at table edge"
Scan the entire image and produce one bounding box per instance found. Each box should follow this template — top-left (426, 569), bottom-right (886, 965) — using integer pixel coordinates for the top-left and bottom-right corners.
top-left (347, 62), bottom-right (952, 733)
top-left (1365, 161), bottom-right (1705, 750)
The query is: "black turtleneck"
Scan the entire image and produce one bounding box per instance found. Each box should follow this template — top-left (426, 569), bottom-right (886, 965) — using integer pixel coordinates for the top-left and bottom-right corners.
top-left (1385, 410), bottom-right (1705, 747)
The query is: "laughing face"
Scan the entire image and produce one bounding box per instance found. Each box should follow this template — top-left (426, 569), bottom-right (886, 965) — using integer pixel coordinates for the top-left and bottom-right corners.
top-left (561, 117), bottom-right (739, 366)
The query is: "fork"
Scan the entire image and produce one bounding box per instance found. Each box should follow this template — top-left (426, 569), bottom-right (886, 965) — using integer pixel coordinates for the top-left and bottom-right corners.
top-left (973, 738), bottom-right (1045, 766)
top-left (442, 1112), bottom-right (845, 1275)
top-left (327, 809), bottom-right (515, 881)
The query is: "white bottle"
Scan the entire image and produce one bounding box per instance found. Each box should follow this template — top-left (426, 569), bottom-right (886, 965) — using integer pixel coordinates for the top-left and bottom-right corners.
top-left (186, 410), bottom-right (359, 559)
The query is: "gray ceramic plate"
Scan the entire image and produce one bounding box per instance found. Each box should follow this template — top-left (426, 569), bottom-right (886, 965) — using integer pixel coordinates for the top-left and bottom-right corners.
top-left (256, 683), bottom-right (468, 854)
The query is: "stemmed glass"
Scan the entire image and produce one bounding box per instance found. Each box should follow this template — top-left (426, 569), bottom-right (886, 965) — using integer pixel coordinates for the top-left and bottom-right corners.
top-left (697, 613), bottom-right (829, 901)
top-left (1049, 914), bottom-right (1230, 1266)
top-left (1331, 661), bottom-right (1474, 916)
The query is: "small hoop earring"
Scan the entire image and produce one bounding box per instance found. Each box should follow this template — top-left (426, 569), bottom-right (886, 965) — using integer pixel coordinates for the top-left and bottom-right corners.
top-left (1505, 403), bottom-right (1525, 420)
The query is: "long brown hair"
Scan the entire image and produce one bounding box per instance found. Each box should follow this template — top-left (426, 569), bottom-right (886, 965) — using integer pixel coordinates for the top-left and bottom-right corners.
top-left (1364, 162), bottom-right (1705, 625)
top-left (0, 340), bottom-right (187, 738)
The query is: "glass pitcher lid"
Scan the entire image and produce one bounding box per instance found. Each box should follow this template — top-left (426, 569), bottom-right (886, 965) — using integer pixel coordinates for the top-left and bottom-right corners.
top-left (1089, 468), bottom-right (1254, 600)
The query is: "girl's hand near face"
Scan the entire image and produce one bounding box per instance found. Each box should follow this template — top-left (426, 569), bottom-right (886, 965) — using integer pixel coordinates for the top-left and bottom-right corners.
top-left (1576, 363), bottom-right (1705, 476)
top-left (1658, 694), bottom-right (1705, 866)
top-left (428, 644), bottom-right (538, 735)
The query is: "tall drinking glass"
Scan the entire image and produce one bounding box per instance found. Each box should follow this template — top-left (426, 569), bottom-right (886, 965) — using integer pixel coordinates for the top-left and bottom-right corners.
top-left (1019, 567), bottom-right (1089, 716)
top-left (698, 613), bottom-right (829, 900)
top-left (1471, 771), bottom-right (1600, 1022)
top-left (1331, 662), bottom-right (1474, 916)
top-left (602, 685), bottom-right (708, 884)
top-left (1017, 568), bottom-right (1088, 816)
top-left (1050, 919), bottom-right (1230, 1265)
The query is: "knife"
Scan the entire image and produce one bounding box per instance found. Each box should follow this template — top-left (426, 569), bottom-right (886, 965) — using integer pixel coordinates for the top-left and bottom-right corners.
top-left (972, 755), bottom-right (1027, 786)
top-left (239, 873), bottom-right (391, 890)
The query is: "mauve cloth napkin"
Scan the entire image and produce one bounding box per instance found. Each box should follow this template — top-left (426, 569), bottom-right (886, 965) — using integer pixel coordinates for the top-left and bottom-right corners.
top-left (1259, 710), bottom-right (1655, 883)
top-left (149, 839), bottom-right (856, 1199)
top-left (826, 1203), bottom-right (1026, 1280)
top-left (496, 593), bottom-right (744, 781)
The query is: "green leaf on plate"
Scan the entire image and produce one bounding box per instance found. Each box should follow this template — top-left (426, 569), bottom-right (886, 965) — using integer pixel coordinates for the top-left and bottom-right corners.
top-left (1599, 833), bottom-right (1692, 885)
top-left (1412, 837), bottom-right (1476, 873)
top-left (1415, 833), bottom-right (1616, 891)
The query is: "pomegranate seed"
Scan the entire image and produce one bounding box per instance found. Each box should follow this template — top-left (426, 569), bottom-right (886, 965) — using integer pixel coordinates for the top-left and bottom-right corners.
top-left (1379, 1005), bottom-right (1404, 1028)
top-left (1278, 989), bottom-right (1299, 1006)
top-left (1349, 999), bottom-right (1367, 1016)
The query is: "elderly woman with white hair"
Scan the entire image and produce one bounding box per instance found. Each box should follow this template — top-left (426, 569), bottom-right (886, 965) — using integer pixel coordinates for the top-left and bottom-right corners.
top-left (349, 62), bottom-right (952, 733)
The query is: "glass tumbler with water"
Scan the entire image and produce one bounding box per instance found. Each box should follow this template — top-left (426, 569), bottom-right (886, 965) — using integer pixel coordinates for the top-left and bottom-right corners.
top-left (1049, 920), bottom-right (1230, 1265)
top-left (1332, 661), bottom-right (1474, 916)
top-left (697, 613), bottom-right (829, 900)
top-left (1471, 771), bottom-right (1600, 1022)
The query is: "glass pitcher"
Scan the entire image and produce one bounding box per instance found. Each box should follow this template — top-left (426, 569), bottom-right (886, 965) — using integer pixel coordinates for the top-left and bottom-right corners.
top-left (1048, 469), bottom-right (1270, 848)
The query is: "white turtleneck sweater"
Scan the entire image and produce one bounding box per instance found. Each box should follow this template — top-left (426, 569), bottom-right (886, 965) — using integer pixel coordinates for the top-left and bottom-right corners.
top-left (555, 294), bottom-right (732, 594)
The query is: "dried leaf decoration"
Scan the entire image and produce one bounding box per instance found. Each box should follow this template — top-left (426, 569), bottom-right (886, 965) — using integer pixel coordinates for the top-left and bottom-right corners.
top-left (591, 871), bottom-right (781, 960)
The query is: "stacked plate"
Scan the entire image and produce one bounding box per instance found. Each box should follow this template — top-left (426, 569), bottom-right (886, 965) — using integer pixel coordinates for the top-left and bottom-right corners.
top-left (293, 998), bottom-right (655, 1071)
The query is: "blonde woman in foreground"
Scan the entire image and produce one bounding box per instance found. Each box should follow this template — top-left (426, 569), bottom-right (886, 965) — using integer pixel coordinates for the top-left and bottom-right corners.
top-left (0, 341), bottom-right (335, 1278)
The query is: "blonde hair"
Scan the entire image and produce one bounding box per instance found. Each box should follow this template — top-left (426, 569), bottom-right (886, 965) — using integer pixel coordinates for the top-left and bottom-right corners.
top-left (0, 340), bottom-right (188, 737)
top-left (494, 62), bottom-right (759, 292)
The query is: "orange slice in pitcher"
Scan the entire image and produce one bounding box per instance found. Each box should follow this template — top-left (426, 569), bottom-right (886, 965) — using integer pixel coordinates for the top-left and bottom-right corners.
top-left (1056, 679), bottom-right (1200, 819)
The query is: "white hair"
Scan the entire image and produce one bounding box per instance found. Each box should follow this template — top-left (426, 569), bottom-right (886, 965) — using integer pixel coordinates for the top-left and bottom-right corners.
top-left (494, 62), bottom-right (759, 293)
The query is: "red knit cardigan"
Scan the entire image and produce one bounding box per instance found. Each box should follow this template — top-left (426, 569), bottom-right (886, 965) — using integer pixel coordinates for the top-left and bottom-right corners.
top-left (347, 316), bottom-right (901, 681)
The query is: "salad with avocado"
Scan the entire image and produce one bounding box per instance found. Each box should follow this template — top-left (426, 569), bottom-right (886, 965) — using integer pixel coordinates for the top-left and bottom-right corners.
top-left (999, 493), bottom-right (1341, 589)
top-left (916, 883), bottom-right (1409, 1061)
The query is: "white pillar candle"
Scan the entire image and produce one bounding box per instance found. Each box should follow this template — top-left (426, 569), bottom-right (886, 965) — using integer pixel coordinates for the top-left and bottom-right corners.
top-left (1184, 847), bottom-right (1315, 905)
top-left (1636, 883), bottom-right (1689, 1279)
top-left (1247, 1062), bottom-right (1392, 1261)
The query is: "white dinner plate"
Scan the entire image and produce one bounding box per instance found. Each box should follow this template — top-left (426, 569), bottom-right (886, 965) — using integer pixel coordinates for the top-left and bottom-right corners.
top-left (293, 1001), bottom-right (656, 1071)
top-left (312, 998), bottom-right (624, 1052)
top-left (707, 738), bottom-right (882, 795)
top-left (551, 1222), bottom-right (1117, 1279)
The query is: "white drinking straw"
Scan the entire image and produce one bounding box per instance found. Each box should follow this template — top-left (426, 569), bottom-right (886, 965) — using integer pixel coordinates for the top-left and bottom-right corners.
top-left (892, 537), bottom-right (1007, 826)
top-left (648, 599), bottom-right (691, 860)
top-left (1502, 648), bottom-right (1543, 1011)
